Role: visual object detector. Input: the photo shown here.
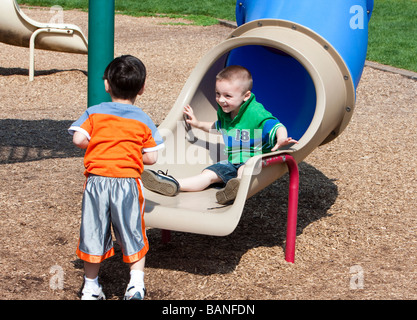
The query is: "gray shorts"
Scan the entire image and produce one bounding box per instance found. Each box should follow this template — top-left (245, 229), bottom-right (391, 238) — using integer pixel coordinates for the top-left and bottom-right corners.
top-left (76, 175), bottom-right (148, 264)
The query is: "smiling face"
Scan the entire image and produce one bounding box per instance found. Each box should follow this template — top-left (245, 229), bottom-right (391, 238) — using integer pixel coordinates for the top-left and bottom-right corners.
top-left (215, 79), bottom-right (251, 119)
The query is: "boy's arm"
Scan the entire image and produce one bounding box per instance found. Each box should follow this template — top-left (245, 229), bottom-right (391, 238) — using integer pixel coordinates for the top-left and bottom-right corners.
top-left (142, 150), bottom-right (158, 165)
top-left (73, 131), bottom-right (89, 149)
top-left (183, 105), bottom-right (215, 132)
top-left (271, 126), bottom-right (298, 151)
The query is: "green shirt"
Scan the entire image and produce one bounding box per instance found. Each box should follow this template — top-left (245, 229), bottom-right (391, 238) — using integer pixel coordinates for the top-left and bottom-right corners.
top-left (215, 93), bottom-right (284, 164)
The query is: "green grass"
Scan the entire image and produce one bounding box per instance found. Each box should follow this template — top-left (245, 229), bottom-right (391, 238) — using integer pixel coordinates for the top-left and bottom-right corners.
top-left (17, 0), bottom-right (417, 72)
top-left (368, 0), bottom-right (417, 72)
top-left (17, 0), bottom-right (236, 26)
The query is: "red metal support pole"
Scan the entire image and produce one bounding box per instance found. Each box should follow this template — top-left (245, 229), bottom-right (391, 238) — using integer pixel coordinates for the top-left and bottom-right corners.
top-left (262, 154), bottom-right (299, 263)
top-left (283, 155), bottom-right (299, 263)
top-left (161, 154), bottom-right (300, 263)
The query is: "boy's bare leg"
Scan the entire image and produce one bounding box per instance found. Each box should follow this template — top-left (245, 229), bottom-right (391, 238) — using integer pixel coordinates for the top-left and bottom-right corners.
top-left (129, 256), bottom-right (145, 272)
top-left (81, 261), bottom-right (105, 299)
top-left (178, 169), bottom-right (222, 192)
top-left (84, 261), bottom-right (100, 279)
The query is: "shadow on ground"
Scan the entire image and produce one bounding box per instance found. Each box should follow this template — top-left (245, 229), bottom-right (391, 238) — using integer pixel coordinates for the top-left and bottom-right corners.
top-left (91, 162), bottom-right (337, 298)
top-left (143, 162), bottom-right (337, 274)
top-left (2, 118), bottom-right (337, 298)
top-left (0, 67), bottom-right (87, 77)
top-left (0, 119), bottom-right (84, 164)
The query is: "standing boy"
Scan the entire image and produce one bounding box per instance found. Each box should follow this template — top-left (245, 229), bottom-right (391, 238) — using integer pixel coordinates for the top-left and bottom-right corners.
top-left (69, 55), bottom-right (164, 300)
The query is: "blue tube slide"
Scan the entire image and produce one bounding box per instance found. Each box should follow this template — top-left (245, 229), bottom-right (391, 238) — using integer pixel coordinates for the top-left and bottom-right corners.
top-left (141, 1), bottom-right (374, 236)
top-left (227, 0), bottom-right (373, 142)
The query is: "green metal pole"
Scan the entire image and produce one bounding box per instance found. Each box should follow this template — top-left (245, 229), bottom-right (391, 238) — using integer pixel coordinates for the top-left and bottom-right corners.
top-left (87, 0), bottom-right (115, 107)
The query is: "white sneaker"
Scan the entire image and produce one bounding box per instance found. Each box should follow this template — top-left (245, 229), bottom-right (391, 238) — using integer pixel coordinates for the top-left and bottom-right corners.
top-left (123, 285), bottom-right (146, 300)
top-left (81, 285), bottom-right (106, 300)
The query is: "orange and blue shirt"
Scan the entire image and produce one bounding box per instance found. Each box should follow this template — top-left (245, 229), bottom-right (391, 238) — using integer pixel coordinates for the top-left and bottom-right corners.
top-left (68, 102), bottom-right (164, 178)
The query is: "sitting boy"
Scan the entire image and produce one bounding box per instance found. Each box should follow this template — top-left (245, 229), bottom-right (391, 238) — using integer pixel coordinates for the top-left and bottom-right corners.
top-left (142, 65), bottom-right (297, 204)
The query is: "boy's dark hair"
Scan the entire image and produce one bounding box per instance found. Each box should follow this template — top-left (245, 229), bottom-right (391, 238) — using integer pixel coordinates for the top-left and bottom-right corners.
top-left (103, 55), bottom-right (146, 101)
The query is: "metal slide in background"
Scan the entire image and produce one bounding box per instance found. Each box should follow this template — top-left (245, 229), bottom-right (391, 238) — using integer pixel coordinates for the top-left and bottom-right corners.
top-left (0, 0), bottom-right (88, 80)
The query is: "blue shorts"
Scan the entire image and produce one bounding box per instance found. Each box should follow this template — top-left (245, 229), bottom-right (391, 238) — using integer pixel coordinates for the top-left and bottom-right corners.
top-left (205, 160), bottom-right (245, 184)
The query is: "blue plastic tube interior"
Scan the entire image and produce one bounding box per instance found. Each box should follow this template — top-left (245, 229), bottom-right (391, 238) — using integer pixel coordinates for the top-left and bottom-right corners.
top-left (226, 46), bottom-right (316, 141)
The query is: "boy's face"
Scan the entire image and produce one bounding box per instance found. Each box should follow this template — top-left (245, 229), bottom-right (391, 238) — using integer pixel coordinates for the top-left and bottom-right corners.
top-left (215, 79), bottom-right (251, 118)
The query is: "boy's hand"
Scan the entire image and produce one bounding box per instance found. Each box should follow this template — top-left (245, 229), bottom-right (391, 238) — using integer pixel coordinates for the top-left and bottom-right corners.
top-left (183, 105), bottom-right (199, 127)
top-left (271, 126), bottom-right (298, 152)
top-left (183, 105), bottom-right (215, 132)
top-left (271, 137), bottom-right (298, 151)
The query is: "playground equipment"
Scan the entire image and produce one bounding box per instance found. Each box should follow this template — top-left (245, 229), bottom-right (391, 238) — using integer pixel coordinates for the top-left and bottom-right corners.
top-left (0, 0), bottom-right (88, 81)
top-left (142, 0), bottom-right (373, 263)
top-left (87, 0), bottom-right (114, 107)
top-left (74, 0), bottom-right (372, 263)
